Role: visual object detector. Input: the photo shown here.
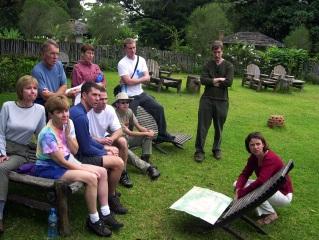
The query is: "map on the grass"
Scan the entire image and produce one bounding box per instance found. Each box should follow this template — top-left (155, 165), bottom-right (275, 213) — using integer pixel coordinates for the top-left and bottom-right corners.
top-left (170, 186), bottom-right (232, 225)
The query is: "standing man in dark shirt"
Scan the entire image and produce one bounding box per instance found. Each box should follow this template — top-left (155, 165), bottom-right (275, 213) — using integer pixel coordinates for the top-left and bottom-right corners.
top-left (194, 40), bottom-right (234, 162)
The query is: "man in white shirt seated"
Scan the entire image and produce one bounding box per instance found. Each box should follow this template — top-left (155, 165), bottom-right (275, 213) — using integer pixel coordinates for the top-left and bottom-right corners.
top-left (87, 87), bottom-right (160, 188)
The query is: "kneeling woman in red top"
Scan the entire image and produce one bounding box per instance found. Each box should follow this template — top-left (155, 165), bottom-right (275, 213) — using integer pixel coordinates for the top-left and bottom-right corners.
top-left (234, 132), bottom-right (293, 225)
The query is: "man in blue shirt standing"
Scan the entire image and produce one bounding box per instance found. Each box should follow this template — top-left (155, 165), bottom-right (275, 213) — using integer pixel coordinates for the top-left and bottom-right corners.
top-left (32, 39), bottom-right (77, 105)
top-left (70, 82), bottom-right (127, 214)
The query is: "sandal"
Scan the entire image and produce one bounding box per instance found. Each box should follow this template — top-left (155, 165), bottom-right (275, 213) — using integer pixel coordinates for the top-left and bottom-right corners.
top-left (257, 213), bottom-right (278, 225)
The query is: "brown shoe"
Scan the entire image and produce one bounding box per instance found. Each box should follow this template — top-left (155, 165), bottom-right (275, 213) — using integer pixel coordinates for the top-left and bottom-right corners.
top-left (257, 212), bottom-right (278, 225)
top-left (0, 219), bottom-right (4, 234)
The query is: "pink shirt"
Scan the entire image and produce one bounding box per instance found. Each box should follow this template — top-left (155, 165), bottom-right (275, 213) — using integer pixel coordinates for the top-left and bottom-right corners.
top-left (71, 60), bottom-right (105, 87)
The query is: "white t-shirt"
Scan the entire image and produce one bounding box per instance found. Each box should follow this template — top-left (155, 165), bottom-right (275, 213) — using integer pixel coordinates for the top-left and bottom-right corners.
top-left (87, 105), bottom-right (121, 138)
top-left (117, 55), bottom-right (148, 96)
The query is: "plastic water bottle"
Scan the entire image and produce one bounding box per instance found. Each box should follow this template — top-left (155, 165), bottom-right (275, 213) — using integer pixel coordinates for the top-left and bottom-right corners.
top-left (48, 208), bottom-right (58, 239)
top-left (95, 73), bottom-right (103, 83)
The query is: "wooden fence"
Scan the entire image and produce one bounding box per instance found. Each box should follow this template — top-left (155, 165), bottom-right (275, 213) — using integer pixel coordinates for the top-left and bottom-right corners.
top-left (0, 39), bottom-right (196, 72)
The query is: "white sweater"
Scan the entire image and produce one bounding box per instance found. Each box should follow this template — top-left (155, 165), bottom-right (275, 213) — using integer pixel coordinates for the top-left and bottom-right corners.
top-left (0, 101), bottom-right (45, 155)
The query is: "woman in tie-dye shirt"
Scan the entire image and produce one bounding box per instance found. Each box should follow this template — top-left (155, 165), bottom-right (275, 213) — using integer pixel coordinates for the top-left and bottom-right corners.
top-left (35, 95), bottom-right (123, 237)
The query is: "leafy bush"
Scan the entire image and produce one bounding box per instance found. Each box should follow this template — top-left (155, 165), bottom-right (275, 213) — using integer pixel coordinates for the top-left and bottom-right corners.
top-left (99, 58), bottom-right (118, 72)
top-left (303, 72), bottom-right (319, 84)
top-left (223, 44), bottom-right (264, 76)
top-left (0, 28), bottom-right (22, 39)
top-left (263, 47), bottom-right (309, 77)
top-left (0, 56), bottom-right (38, 93)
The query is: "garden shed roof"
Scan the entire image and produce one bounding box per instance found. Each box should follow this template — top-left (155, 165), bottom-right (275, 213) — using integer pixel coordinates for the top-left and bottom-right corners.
top-left (223, 32), bottom-right (284, 47)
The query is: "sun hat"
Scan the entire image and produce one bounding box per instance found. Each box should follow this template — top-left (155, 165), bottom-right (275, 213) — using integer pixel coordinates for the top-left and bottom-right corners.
top-left (115, 92), bottom-right (133, 102)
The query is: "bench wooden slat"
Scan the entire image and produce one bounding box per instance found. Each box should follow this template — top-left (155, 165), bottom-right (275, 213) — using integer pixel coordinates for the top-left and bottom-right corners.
top-left (9, 171), bottom-right (55, 188)
top-left (135, 106), bottom-right (191, 152)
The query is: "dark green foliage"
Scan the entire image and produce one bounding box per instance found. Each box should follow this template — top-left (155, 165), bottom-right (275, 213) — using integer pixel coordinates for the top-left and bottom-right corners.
top-left (0, 56), bottom-right (38, 93)
top-left (116, 0), bottom-right (212, 50)
top-left (303, 72), bottom-right (319, 84)
top-left (263, 47), bottom-right (309, 77)
top-left (223, 44), bottom-right (264, 76)
top-left (284, 26), bottom-right (312, 51)
top-left (227, 0), bottom-right (319, 52)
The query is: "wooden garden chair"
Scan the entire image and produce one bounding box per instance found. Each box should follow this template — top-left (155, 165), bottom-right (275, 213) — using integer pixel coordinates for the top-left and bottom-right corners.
top-left (212, 160), bottom-right (294, 240)
top-left (135, 106), bottom-right (191, 154)
top-left (146, 59), bottom-right (182, 93)
top-left (242, 64), bottom-right (268, 91)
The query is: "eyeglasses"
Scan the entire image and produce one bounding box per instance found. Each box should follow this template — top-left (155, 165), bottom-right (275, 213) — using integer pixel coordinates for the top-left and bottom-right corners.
top-left (119, 101), bottom-right (129, 104)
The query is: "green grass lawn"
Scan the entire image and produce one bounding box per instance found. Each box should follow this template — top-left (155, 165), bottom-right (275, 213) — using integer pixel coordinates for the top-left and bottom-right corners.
top-left (1, 73), bottom-right (319, 239)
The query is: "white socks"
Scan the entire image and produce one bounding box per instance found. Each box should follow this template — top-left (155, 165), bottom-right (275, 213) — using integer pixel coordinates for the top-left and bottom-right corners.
top-left (100, 205), bottom-right (110, 216)
top-left (89, 212), bottom-right (99, 223)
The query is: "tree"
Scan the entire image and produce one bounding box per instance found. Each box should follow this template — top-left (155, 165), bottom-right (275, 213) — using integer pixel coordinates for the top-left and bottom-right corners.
top-left (98, 0), bottom-right (212, 49)
top-left (0, 0), bottom-right (25, 29)
top-left (19, 0), bottom-right (70, 39)
top-left (86, 3), bottom-right (135, 45)
top-left (186, 3), bottom-right (233, 56)
top-left (227, 0), bottom-right (319, 52)
top-left (284, 25), bottom-right (311, 51)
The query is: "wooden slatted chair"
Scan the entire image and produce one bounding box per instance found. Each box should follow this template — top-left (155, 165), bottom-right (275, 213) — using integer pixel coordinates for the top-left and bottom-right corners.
top-left (242, 64), bottom-right (268, 91)
top-left (146, 59), bottom-right (182, 93)
top-left (213, 160), bottom-right (294, 240)
top-left (135, 106), bottom-right (191, 154)
top-left (262, 65), bottom-right (305, 91)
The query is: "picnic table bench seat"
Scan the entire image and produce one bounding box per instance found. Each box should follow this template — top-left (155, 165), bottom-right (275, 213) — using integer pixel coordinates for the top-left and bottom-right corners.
top-left (213, 160), bottom-right (294, 240)
top-left (135, 106), bottom-right (191, 154)
top-left (8, 166), bottom-right (84, 236)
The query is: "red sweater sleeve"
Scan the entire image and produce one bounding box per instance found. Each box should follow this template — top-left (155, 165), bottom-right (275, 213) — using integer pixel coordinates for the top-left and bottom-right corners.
top-left (237, 151), bottom-right (283, 198)
top-left (236, 156), bottom-right (255, 194)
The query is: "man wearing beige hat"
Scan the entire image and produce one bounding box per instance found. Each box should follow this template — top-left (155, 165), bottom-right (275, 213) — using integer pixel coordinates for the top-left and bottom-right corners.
top-left (114, 92), bottom-right (160, 180)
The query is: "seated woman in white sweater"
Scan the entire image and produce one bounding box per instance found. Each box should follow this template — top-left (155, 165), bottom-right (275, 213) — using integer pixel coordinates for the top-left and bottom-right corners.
top-left (0, 75), bottom-right (46, 234)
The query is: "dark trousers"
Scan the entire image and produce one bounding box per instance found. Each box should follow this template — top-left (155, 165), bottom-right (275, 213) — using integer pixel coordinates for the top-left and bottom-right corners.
top-left (129, 92), bottom-right (167, 136)
top-left (195, 97), bottom-right (229, 153)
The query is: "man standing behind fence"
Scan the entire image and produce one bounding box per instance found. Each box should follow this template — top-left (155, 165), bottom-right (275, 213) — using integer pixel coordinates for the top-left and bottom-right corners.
top-left (32, 39), bottom-right (77, 105)
top-left (194, 40), bottom-right (234, 162)
top-left (117, 38), bottom-right (175, 142)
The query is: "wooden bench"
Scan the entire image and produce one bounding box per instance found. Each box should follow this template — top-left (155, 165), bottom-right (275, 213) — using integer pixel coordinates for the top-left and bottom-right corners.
top-left (213, 160), bottom-right (294, 239)
top-left (135, 106), bottom-right (191, 154)
top-left (8, 169), bottom-right (84, 236)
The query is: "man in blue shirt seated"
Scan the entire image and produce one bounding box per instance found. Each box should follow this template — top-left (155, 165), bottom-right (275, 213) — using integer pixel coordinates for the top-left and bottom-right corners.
top-left (32, 39), bottom-right (77, 105)
top-left (70, 82), bottom-right (127, 214)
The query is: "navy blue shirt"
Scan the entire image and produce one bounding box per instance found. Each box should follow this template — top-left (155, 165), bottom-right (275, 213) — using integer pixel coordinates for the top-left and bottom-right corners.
top-left (69, 103), bottom-right (106, 157)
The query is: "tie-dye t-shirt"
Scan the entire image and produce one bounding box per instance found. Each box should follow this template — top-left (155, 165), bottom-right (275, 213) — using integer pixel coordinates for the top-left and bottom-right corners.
top-left (36, 119), bottom-right (76, 162)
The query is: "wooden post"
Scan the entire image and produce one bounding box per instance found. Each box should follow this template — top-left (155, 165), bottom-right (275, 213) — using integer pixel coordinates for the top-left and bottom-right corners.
top-left (186, 75), bottom-right (201, 93)
top-left (55, 180), bottom-right (71, 236)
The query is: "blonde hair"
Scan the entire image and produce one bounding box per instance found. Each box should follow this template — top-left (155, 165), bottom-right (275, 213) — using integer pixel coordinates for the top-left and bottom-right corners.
top-left (123, 38), bottom-right (136, 48)
top-left (45, 95), bottom-right (69, 114)
top-left (16, 75), bottom-right (38, 101)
